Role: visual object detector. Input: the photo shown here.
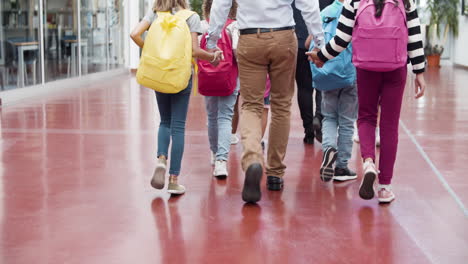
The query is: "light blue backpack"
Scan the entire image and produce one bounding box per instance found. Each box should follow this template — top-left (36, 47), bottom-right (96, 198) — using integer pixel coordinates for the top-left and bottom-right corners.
top-left (310, 7), bottom-right (356, 91)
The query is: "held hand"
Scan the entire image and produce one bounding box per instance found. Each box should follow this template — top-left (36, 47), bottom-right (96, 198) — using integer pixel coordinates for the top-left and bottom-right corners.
top-left (414, 73), bottom-right (426, 99)
top-left (210, 51), bottom-right (224, 67)
top-left (306, 49), bottom-right (324, 68)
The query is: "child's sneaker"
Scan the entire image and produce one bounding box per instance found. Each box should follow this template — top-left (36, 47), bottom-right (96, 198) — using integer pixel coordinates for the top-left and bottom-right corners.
top-left (231, 134), bottom-right (239, 145)
top-left (359, 160), bottom-right (378, 200)
top-left (320, 147), bottom-right (337, 182)
top-left (168, 175), bottom-right (185, 195)
top-left (213, 160), bottom-right (228, 178)
top-left (333, 167), bottom-right (357, 181)
top-left (151, 156), bottom-right (167, 189)
top-left (378, 185), bottom-right (395, 203)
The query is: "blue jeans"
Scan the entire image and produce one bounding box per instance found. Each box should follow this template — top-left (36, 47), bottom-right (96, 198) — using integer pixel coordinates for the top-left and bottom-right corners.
top-left (321, 84), bottom-right (358, 169)
top-left (205, 82), bottom-right (239, 161)
top-left (155, 79), bottom-right (192, 176)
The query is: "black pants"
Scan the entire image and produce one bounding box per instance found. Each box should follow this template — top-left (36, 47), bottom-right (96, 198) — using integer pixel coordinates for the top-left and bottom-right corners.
top-left (296, 48), bottom-right (322, 133)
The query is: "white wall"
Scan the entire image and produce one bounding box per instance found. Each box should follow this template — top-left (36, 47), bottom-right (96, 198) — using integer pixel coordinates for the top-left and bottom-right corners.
top-left (453, 7), bottom-right (468, 67)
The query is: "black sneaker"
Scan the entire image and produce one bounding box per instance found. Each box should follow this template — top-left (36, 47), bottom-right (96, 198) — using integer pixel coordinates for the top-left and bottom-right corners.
top-left (242, 163), bottom-right (263, 203)
top-left (320, 147), bottom-right (337, 182)
top-left (333, 167), bottom-right (358, 182)
top-left (313, 115), bottom-right (322, 143)
top-left (303, 133), bottom-right (315, 144)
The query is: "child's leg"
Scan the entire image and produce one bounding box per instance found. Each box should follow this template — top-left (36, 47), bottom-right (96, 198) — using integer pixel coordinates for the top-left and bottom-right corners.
top-left (336, 84), bottom-right (358, 169)
top-left (155, 91), bottom-right (172, 159)
top-left (356, 68), bottom-right (383, 162)
top-left (378, 66), bottom-right (407, 184)
top-left (216, 88), bottom-right (239, 161)
top-left (168, 81), bottom-right (193, 176)
top-left (205, 96), bottom-right (219, 155)
top-left (321, 89), bottom-right (339, 152)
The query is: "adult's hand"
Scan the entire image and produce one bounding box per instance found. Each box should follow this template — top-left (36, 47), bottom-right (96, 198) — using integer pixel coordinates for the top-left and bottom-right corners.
top-left (414, 73), bottom-right (426, 99)
top-left (305, 48), bottom-right (324, 68)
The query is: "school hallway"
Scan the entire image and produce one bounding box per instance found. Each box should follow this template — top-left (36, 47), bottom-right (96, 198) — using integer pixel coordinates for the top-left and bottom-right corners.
top-left (0, 66), bottom-right (467, 264)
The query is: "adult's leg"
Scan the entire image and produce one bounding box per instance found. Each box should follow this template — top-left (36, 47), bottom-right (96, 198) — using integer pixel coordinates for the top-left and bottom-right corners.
top-left (237, 34), bottom-right (270, 171)
top-left (378, 66), bottom-right (407, 184)
top-left (295, 48), bottom-right (314, 137)
top-left (237, 32), bottom-right (270, 202)
top-left (267, 29), bottom-right (298, 178)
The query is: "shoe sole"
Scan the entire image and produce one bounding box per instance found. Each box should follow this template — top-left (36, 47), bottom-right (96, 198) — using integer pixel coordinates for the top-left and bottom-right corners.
top-left (333, 175), bottom-right (358, 182)
top-left (359, 171), bottom-right (376, 200)
top-left (168, 189), bottom-right (185, 195)
top-left (214, 172), bottom-right (228, 179)
top-left (320, 148), bottom-right (337, 182)
top-left (378, 195), bottom-right (395, 203)
top-left (242, 164), bottom-right (263, 203)
top-left (151, 165), bottom-right (166, 189)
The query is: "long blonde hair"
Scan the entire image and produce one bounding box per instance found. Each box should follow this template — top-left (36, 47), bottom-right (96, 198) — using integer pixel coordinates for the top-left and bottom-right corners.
top-left (153, 0), bottom-right (189, 12)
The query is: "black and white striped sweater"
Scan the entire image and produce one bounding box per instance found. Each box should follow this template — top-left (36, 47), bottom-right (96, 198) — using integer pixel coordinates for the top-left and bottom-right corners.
top-left (317, 0), bottom-right (425, 74)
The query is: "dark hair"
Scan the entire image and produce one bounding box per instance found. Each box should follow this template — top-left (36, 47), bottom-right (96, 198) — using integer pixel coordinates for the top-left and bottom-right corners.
top-left (373, 0), bottom-right (411, 17)
top-left (203, 0), bottom-right (237, 20)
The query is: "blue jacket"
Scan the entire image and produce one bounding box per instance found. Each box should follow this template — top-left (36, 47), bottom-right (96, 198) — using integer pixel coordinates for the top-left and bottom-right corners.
top-left (310, 0), bottom-right (356, 91)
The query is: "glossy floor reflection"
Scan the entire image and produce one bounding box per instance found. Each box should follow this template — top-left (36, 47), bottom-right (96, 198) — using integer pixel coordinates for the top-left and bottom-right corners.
top-left (0, 66), bottom-right (467, 263)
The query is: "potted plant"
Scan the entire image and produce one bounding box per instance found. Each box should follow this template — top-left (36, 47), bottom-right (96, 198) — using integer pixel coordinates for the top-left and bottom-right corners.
top-left (426, 0), bottom-right (459, 67)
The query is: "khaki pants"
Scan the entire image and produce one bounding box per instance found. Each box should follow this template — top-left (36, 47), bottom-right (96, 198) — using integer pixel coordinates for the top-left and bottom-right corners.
top-left (237, 29), bottom-right (298, 178)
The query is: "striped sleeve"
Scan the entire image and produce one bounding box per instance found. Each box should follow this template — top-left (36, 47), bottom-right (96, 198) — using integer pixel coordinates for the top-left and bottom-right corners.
top-left (406, 1), bottom-right (425, 74)
top-left (317, 0), bottom-right (356, 63)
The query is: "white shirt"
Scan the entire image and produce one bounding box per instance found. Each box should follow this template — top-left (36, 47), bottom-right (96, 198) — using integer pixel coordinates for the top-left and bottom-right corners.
top-left (206, 0), bottom-right (324, 49)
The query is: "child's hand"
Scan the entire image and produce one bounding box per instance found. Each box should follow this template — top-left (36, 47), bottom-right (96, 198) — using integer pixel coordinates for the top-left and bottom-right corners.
top-left (414, 73), bottom-right (426, 99)
top-left (210, 50), bottom-right (224, 66)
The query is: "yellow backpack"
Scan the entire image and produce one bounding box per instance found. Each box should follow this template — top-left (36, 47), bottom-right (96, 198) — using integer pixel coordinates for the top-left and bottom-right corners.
top-left (137, 10), bottom-right (195, 94)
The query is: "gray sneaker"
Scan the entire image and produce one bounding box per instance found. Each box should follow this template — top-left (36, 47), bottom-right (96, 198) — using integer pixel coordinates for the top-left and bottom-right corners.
top-left (168, 175), bottom-right (186, 195)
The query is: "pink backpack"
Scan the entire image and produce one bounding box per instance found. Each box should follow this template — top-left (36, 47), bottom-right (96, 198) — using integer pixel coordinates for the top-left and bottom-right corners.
top-left (352, 0), bottom-right (408, 72)
top-left (198, 20), bottom-right (238, 96)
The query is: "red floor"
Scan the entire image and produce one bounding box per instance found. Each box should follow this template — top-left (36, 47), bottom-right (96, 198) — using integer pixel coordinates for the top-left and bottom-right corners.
top-left (0, 66), bottom-right (467, 263)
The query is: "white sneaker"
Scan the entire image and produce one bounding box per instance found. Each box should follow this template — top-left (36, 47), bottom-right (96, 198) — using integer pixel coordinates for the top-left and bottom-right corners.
top-left (231, 134), bottom-right (239, 145)
top-left (213, 160), bottom-right (228, 178)
top-left (210, 152), bottom-right (216, 166)
top-left (359, 160), bottom-right (378, 200)
top-left (376, 127), bottom-right (381, 147)
top-left (377, 184), bottom-right (395, 203)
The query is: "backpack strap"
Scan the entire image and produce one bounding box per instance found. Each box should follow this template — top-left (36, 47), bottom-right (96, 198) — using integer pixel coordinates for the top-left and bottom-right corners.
top-left (175, 9), bottom-right (196, 21)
